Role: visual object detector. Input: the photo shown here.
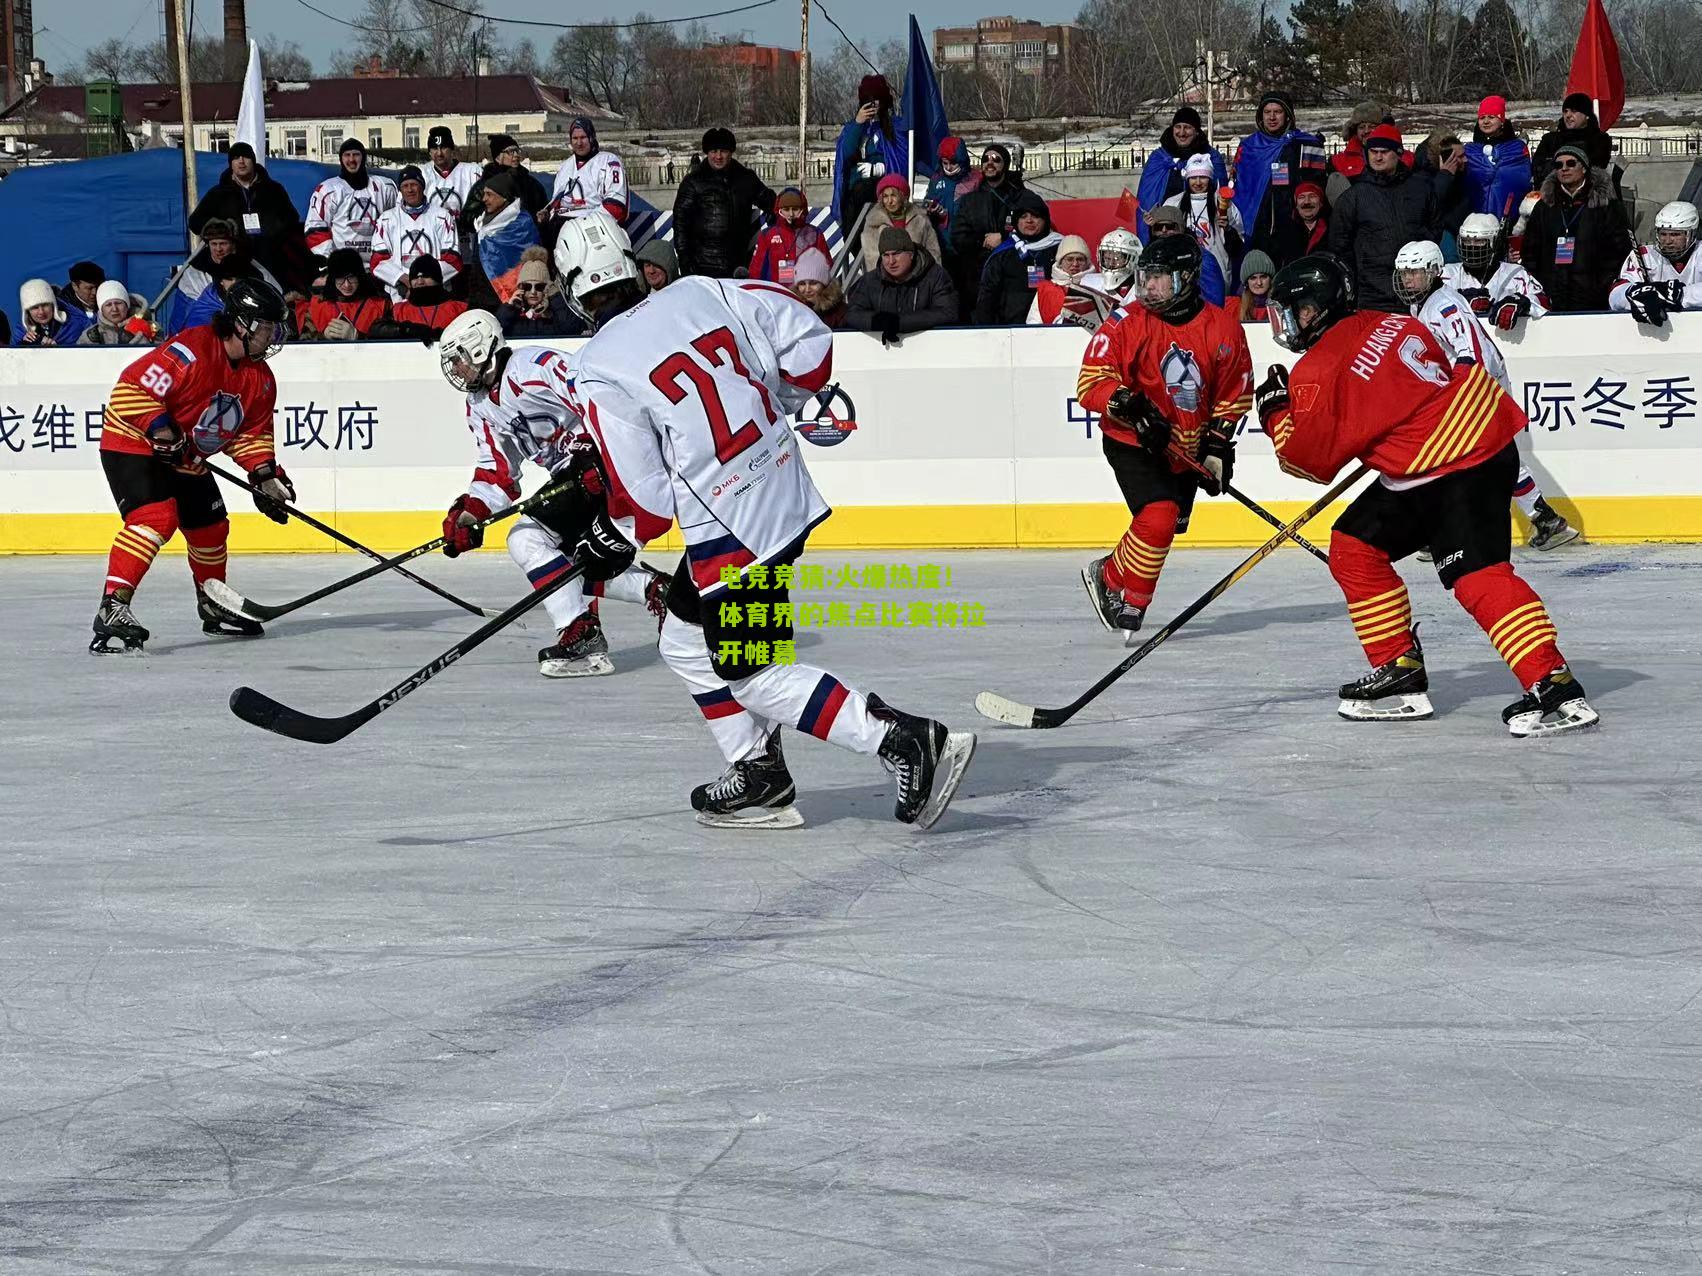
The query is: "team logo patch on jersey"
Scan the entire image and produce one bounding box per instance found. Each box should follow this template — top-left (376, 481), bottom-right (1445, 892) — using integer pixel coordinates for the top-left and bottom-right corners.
top-left (793, 385), bottom-right (858, 447)
top-left (1292, 382), bottom-right (1321, 413)
top-left (191, 391), bottom-right (247, 454)
top-left (1160, 343), bottom-right (1203, 413)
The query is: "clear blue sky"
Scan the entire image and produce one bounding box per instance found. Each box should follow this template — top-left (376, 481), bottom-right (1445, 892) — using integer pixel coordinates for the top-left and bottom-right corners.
top-left (33, 0), bottom-right (1085, 77)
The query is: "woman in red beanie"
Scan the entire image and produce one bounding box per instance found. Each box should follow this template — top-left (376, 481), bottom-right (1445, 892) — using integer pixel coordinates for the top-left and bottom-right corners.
top-left (833, 74), bottom-right (906, 234)
top-left (1464, 94), bottom-right (1533, 217)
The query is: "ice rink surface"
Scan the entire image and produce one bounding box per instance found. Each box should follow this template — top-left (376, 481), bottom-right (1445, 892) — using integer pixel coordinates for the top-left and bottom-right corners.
top-left (2, 543), bottom-right (1699, 1274)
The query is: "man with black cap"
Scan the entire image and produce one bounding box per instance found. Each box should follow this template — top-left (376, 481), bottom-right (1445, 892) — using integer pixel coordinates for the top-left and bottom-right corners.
top-left (1327, 123), bottom-right (1440, 312)
top-left (305, 138), bottom-right (399, 269)
top-left (548, 116), bottom-right (627, 226)
top-left (463, 133), bottom-right (549, 232)
top-left (371, 164), bottom-right (463, 301)
top-left (1533, 93), bottom-right (1616, 190)
top-left (949, 142), bottom-right (1028, 320)
top-left (1231, 92), bottom-right (1328, 257)
top-left (1137, 106), bottom-right (1227, 244)
top-left (672, 126), bottom-right (777, 278)
top-left (423, 126), bottom-right (483, 221)
top-left (190, 142), bottom-right (311, 294)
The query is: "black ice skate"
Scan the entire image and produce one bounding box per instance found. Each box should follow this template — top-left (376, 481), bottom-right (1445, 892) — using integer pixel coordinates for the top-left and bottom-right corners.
top-left (1337, 631), bottom-right (1434, 721)
top-left (691, 730), bottom-right (803, 829)
top-left (537, 610), bottom-right (613, 678)
top-left (1502, 664), bottom-right (1599, 737)
top-left (643, 566), bottom-right (670, 631)
top-left (1527, 497), bottom-right (1581, 551)
top-left (868, 694), bottom-right (977, 830)
top-left (90, 593), bottom-right (149, 655)
top-left (198, 585), bottom-right (264, 637)
top-left (1081, 555), bottom-right (1146, 645)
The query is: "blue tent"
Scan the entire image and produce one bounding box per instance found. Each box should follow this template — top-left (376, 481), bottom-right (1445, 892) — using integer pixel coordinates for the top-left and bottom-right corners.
top-left (0, 148), bottom-right (335, 326)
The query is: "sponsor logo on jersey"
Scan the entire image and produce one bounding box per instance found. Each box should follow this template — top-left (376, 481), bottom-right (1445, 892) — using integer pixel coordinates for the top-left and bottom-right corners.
top-left (191, 391), bottom-right (247, 454)
top-left (793, 384), bottom-right (858, 447)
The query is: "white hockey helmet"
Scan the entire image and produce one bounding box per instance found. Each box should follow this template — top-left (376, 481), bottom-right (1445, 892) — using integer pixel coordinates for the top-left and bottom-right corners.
top-left (1392, 239), bottom-right (1444, 307)
top-left (553, 210), bottom-right (642, 327)
top-left (1457, 213), bottom-right (1502, 273)
top-left (1654, 201), bottom-right (1700, 261)
top-left (438, 308), bottom-right (506, 393)
top-left (1096, 227), bottom-right (1141, 291)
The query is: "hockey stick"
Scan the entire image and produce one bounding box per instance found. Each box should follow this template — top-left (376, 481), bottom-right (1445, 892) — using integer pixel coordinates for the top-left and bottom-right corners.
top-left (1166, 445), bottom-right (1330, 564)
top-left (975, 464), bottom-right (1368, 730)
top-left (230, 562), bottom-right (588, 744)
top-left (203, 480), bottom-right (576, 622)
top-left (205, 461), bottom-right (492, 617)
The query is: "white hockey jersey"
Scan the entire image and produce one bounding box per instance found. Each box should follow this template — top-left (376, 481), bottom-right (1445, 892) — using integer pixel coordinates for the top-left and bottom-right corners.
top-left (1413, 284), bottom-right (1510, 393)
top-left (423, 160), bottom-right (482, 221)
top-left (1163, 191), bottom-right (1244, 287)
top-left (1441, 260), bottom-right (1549, 319)
top-left (370, 203), bottom-right (464, 297)
top-left (549, 150), bottom-right (629, 222)
top-left (1608, 245), bottom-right (1702, 312)
top-left (305, 173), bottom-right (400, 264)
top-left (575, 278), bottom-right (834, 599)
top-left (462, 346), bottom-right (586, 514)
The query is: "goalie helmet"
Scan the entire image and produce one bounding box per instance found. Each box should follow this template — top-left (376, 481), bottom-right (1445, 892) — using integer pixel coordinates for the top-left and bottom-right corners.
top-left (1457, 213), bottom-right (1502, 275)
top-left (438, 308), bottom-right (506, 393)
top-left (1096, 227), bottom-right (1140, 292)
top-left (553, 209), bottom-right (642, 328)
top-left (1392, 239), bottom-right (1444, 307)
top-left (1654, 201), bottom-right (1699, 261)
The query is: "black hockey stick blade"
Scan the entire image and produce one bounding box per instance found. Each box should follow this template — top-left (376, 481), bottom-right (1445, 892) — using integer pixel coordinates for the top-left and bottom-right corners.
top-left (228, 563), bottom-right (586, 744)
top-left (975, 465), bottom-right (1368, 730)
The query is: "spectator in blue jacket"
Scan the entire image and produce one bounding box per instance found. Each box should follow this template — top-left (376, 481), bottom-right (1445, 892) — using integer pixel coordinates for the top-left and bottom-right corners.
top-left (1232, 93), bottom-right (1329, 257)
top-left (14, 278), bottom-right (89, 346)
top-left (832, 74), bottom-right (906, 235)
top-left (1138, 107), bottom-right (1228, 244)
top-left (925, 137), bottom-right (980, 261)
top-left (1464, 95), bottom-right (1534, 220)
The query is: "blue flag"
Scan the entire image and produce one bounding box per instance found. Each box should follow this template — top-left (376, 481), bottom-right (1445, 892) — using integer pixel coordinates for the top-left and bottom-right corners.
top-left (895, 14), bottom-right (950, 183)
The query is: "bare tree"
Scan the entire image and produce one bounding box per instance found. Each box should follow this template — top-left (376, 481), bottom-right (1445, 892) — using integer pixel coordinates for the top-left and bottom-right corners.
top-left (260, 37), bottom-right (314, 81)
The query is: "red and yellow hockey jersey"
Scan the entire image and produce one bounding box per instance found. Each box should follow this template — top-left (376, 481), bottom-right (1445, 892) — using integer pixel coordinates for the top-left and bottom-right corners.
top-left (1263, 310), bottom-right (1524, 484)
top-left (1076, 302), bottom-right (1252, 469)
top-left (100, 323), bottom-right (279, 473)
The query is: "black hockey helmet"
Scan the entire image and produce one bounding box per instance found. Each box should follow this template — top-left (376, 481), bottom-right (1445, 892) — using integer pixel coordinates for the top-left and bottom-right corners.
top-left (221, 276), bottom-right (288, 359)
top-left (1268, 252), bottom-right (1356, 351)
top-left (1135, 231), bottom-right (1202, 315)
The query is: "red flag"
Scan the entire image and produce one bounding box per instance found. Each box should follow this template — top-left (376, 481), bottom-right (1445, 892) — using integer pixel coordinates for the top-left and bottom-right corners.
top-left (1112, 187), bottom-right (1140, 230)
top-left (1567, 0), bottom-right (1625, 131)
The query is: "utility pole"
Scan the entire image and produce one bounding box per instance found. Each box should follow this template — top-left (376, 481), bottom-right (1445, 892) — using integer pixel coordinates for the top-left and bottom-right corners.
top-left (173, 0), bottom-right (198, 220)
top-left (797, 0), bottom-right (810, 190)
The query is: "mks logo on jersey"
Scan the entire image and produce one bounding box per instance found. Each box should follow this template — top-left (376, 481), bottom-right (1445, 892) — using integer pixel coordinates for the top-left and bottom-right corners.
top-left (793, 384), bottom-right (858, 447)
top-left (1160, 343), bottom-right (1203, 413)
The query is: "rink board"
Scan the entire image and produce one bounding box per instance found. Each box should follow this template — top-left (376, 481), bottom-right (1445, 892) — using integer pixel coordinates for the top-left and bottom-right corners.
top-left (2, 314), bottom-right (1699, 553)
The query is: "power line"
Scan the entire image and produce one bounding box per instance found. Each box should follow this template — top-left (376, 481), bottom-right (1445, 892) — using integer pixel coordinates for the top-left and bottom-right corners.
top-left (292, 0), bottom-right (777, 35)
top-left (811, 0), bottom-right (880, 74)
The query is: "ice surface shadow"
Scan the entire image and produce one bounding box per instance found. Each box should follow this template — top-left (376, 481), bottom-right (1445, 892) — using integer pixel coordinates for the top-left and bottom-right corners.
top-left (1183, 600), bottom-right (1340, 638)
top-left (1425, 657), bottom-right (1648, 708)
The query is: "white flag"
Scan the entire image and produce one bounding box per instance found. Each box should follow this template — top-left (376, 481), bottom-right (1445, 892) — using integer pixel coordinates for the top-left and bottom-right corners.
top-left (235, 39), bottom-right (265, 158)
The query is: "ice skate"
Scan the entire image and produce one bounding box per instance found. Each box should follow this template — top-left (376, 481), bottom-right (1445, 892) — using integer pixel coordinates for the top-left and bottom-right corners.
top-left (197, 585), bottom-right (264, 637)
top-left (1527, 498), bottom-right (1581, 551)
top-left (868, 694), bottom-right (977, 830)
top-left (1503, 664), bottom-right (1599, 737)
top-left (1337, 633), bottom-right (1434, 721)
top-left (90, 593), bottom-right (149, 655)
top-left (691, 730), bottom-right (803, 828)
top-left (538, 610), bottom-right (613, 677)
top-left (1081, 555), bottom-right (1146, 642)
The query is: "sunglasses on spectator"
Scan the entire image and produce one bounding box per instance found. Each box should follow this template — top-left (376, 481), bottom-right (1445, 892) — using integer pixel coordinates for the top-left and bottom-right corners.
top-left (1555, 159), bottom-right (1583, 169)
top-left (982, 154), bottom-right (1003, 165)
top-left (501, 146), bottom-right (522, 157)
top-left (515, 282), bottom-right (547, 292)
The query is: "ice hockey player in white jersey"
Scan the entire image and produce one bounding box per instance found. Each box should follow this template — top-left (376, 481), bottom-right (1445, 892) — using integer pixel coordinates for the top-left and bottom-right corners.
top-left (1395, 240), bottom-right (1579, 550)
top-left (305, 138), bottom-right (399, 268)
top-left (547, 117), bottom-right (628, 226)
top-left (553, 211), bottom-right (977, 831)
top-left (1610, 200), bottom-right (1702, 325)
top-left (423, 126), bottom-right (483, 222)
top-left (435, 309), bottom-right (668, 677)
top-left (370, 166), bottom-right (463, 300)
top-left (1444, 213), bottom-right (1549, 332)
top-left (1095, 227), bottom-right (1140, 302)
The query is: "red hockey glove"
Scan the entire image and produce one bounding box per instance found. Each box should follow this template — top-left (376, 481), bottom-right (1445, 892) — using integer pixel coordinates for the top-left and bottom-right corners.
top-left (441, 494), bottom-right (492, 558)
top-left (1491, 294), bottom-right (1529, 331)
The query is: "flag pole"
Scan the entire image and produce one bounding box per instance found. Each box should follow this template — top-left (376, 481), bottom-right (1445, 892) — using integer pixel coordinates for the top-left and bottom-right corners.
top-left (797, 0), bottom-right (810, 191)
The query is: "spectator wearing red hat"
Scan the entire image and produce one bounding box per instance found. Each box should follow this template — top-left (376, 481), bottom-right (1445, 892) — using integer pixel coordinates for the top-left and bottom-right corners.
top-left (860, 173), bottom-right (942, 271)
top-left (1269, 180), bottom-right (1330, 267)
top-left (748, 187), bottom-right (825, 284)
top-left (925, 137), bottom-right (980, 249)
top-left (1327, 124), bottom-right (1442, 311)
top-left (833, 74), bottom-right (906, 234)
top-left (1464, 95), bottom-right (1533, 218)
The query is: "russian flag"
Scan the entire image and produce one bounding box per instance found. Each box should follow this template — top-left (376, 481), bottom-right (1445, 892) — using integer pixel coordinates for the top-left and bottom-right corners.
top-left (1440, 303), bottom-right (1459, 317)
top-left (477, 199), bottom-right (541, 305)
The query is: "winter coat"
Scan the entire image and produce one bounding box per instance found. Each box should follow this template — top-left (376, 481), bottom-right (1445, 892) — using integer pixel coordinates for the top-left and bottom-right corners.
top-left (1137, 127), bottom-right (1229, 244)
top-left (1233, 106), bottom-right (1329, 255)
top-left (749, 218), bottom-right (825, 283)
top-left (497, 292), bottom-right (585, 338)
top-left (673, 157), bottom-right (777, 279)
top-left (1464, 129), bottom-right (1534, 219)
top-left (460, 162), bottom-right (550, 233)
top-left (925, 141), bottom-right (981, 247)
top-left (973, 194), bottom-right (1063, 325)
top-left (1532, 118), bottom-right (1614, 188)
top-left (1326, 164), bottom-right (1440, 312)
top-left (168, 243), bottom-right (283, 335)
top-left (801, 279), bottom-right (848, 330)
top-left (1521, 166), bottom-right (1629, 313)
top-left (1412, 134), bottom-right (1471, 240)
top-left (12, 309), bottom-right (86, 346)
top-left (372, 286), bottom-right (467, 340)
top-left (189, 163), bottom-right (312, 292)
top-left (949, 173), bottom-right (1029, 317)
top-left (844, 248), bottom-right (958, 335)
top-left (1269, 211), bottom-right (1330, 269)
top-left (77, 318), bottom-right (149, 346)
top-left (860, 200), bottom-right (943, 271)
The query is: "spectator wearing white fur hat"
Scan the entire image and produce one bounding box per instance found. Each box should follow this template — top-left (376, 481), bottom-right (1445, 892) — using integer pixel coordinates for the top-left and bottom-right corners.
top-left (14, 278), bottom-right (88, 346)
top-left (78, 281), bottom-right (152, 346)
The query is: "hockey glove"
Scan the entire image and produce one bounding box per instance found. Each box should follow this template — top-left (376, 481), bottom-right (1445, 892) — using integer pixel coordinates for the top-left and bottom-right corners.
top-left (441, 493), bottom-right (492, 558)
top-left (564, 435), bottom-right (606, 499)
top-left (1490, 294), bottom-right (1530, 331)
top-left (1659, 279), bottom-right (1686, 311)
top-left (1106, 387), bottom-right (1171, 454)
top-left (249, 460), bottom-right (296, 525)
top-left (1464, 290), bottom-right (1492, 316)
top-left (1254, 364), bottom-right (1290, 430)
top-left (576, 510), bottom-right (636, 583)
top-left (1197, 418), bottom-right (1236, 497)
top-left (144, 417), bottom-right (187, 464)
top-left (1626, 281), bottom-right (1669, 327)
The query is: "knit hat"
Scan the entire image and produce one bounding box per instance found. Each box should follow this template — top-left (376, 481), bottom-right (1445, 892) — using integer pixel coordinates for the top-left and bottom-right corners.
top-left (1562, 92), bottom-right (1593, 116)
top-left (775, 186), bottom-right (807, 211)
top-left (1239, 249), bottom-right (1276, 283)
top-left (1258, 92), bottom-right (1294, 126)
top-left (1171, 105), bottom-right (1203, 130)
top-left (1553, 144), bottom-right (1591, 168)
top-left (1478, 95), bottom-right (1507, 118)
top-left (326, 248), bottom-right (365, 281)
top-left (569, 116), bottom-right (598, 144)
top-left (408, 254), bottom-right (443, 284)
top-left (200, 218), bottom-right (239, 243)
top-left (69, 261), bottom-right (105, 285)
top-left (981, 142), bottom-right (1012, 167)
top-left (1055, 234), bottom-right (1091, 264)
top-left (702, 126), bottom-right (736, 153)
top-left (483, 168), bottom-right (518, 201)
top-left (1182, 153), bottom-right (1215, 179)
top-left (19, 278), bottom-right (58, 316)
top-left (875, 173), bottom-right (908, 198)
top-left (227, 141), bottom-right (256, 162)
top-left (397, 164), bottom-right (425, 188)
top-left (793, 249), bottom-right (831, 284)
top-left (636, 238), bottom-right (678, 283)
top-left (488, 133), bottom-right (518, 158)
top-left (339, 137), bottom-right (365, 156)
top-left (1293, 180), bottom-right (1325, 200)
top-left (1145, 204), bottom-right (1185, 229)
top-left (517, 245), bottom-right (552, 288)
top-left (877, 226), bottom-right (915, 255)
top-left (938, 135), bottom-right (964, 162)
top-left (857, 74), bottom-right (892, 107)
top-left (96, 279), bottom-right (130, 310)
top-left (1364, 124), bottom-right (1403, 151)
top-left (427, 125), bottom-right (455, 148)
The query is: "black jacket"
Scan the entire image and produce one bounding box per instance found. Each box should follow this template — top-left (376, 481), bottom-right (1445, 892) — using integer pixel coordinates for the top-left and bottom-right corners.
top-left (672, 157), bottom-right (776, 279)
top-left (1326, 165), bottom-right (1439, 312)
top-left (460, 162), bottom-right (550, 232)
top-left (496, 293), bottom-right (585, 338)
top-left (973, 192), bottom-right (1061, 325)
top-left (1532, 121), bottom-right (1614, 188)
top-left (1521, 167), bottom-right (1628, 313)
top-left (948, 174), bottom-right (1028, 315)
top-left (189, 164), bottom-right (311, 293)
top-left (844, 248), bottom-right (958, 335)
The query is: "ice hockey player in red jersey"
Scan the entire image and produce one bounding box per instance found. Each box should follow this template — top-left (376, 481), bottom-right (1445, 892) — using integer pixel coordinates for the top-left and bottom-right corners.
top-left (1075, 232), bottom-right (1252, 640)
top-left (1257, 253), bottom-right (1598, 735)
top-left (553, 211), bottom-right (976, 830)
top-left (92, 278), bottom-right (293, 653)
